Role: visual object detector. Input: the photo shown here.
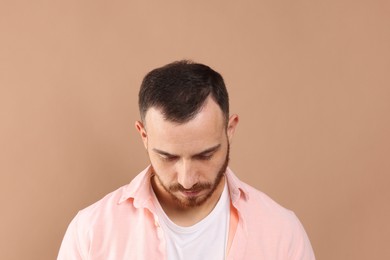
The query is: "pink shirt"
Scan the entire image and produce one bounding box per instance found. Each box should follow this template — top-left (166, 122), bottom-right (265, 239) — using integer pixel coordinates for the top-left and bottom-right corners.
top-left (58, 167), bottom-right (315, 259)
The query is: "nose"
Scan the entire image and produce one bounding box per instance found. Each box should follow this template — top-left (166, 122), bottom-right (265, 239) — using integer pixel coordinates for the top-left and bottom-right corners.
top-left (177, 160), bottom-right (197, 189)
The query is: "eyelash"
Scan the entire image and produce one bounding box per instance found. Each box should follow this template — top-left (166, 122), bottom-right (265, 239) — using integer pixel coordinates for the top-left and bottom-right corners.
top-left (161, 156), bottom-right (178, 162)
top-left (196, 154), bottom-right (213, 161)
top-left (160, 154), bottom-right (213, 162)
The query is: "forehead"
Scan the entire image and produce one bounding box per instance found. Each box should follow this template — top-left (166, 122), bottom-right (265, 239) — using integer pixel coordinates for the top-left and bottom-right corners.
top-left (144, 97), bottom-right (226, 150)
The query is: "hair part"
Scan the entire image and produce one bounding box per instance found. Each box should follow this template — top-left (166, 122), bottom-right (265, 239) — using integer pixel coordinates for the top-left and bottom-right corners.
top-left (138, 60), bottom-right (229, 126)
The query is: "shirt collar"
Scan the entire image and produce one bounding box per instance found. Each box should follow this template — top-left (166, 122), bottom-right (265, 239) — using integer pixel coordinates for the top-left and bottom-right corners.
top-left (118, 166), bottom-right (249, 207)
top-left (225, 167), bottom-right (249, 205)
top-left (118, 166), bottom-right (154, 207)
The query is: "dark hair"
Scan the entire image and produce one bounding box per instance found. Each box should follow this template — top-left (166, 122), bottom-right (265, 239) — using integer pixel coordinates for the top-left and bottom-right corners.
top-left (139, 60), bottom-right (229, 125)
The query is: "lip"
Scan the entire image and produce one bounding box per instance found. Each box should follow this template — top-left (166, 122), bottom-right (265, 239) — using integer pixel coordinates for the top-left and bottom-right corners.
top-left (181, 190), bottom-right (202, 197)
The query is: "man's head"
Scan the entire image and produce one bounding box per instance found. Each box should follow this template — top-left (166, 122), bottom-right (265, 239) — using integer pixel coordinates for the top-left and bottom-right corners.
top-left (135, 60), bottom-right (238, 209)
top-left (138, 60), bottom-right (230, 126)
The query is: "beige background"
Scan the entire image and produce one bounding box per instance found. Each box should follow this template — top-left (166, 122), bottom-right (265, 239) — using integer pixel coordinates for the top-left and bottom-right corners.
top-left (1, 0), bottom-right (389, 259)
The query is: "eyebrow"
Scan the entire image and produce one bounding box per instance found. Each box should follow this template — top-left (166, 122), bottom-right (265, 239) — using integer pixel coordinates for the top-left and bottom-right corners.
top-left (152, 144), bottom-right (222, 158)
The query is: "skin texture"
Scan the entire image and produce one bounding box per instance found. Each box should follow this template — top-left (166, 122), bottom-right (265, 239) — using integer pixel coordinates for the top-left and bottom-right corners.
top-left (135, 96), bottom-right (239, 226)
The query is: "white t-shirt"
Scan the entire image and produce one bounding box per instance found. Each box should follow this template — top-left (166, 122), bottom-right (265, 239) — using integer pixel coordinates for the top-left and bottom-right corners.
top-left (152, 182), bottom-right (230, 260)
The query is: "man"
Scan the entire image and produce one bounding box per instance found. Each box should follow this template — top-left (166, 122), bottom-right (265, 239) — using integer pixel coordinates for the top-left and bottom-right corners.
top-left (58, 60), bottom-right (315, 259)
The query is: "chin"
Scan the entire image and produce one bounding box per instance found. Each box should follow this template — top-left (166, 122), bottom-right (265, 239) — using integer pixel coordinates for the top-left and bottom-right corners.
top-left (173, 191), bottom-right (212, 208)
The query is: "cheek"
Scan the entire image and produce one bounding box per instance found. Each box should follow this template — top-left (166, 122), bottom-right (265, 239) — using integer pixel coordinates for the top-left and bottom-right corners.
top-left (196, 155), bottom-right (227, 177)
top-left (149, 157), bottom-right (176, 180)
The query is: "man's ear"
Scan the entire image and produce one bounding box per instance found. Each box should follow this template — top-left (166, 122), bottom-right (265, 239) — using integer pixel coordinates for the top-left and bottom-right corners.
top-left (227, 114), bottom-right (239, 144)
top-left (135, 121), bottom-right (148, 149)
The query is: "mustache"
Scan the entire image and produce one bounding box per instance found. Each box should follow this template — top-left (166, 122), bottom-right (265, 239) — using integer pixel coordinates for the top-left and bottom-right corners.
top-left (169, 182), bottom-right (212, 192)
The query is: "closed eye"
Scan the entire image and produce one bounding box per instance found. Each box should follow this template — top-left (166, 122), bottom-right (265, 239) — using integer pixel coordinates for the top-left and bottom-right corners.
top-left (160, 154), bottom-right (179, 162)
top-left (194, 154), bottom-right (213, 161)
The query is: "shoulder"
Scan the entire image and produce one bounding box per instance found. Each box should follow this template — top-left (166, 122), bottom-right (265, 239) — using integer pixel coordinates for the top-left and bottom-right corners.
top-left (238, 181), bottom-right (297, 223)
top-left (228, 171), bottom-right (306, 236)
top-left (77, 184), bottom-right (129, 220)
top-left (58, 168), bottom-right (157, 259)
top-left (226, 169), bottom-right (295, 222)
top-left (67, 184), bottom-right (132, 239)
top-left (75, 167), bottom-right (152, 224)
top-left (233, 180), bottom-right (315, 259)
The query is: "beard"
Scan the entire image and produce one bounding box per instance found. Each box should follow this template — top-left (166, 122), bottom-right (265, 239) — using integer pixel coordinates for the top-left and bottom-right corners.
top-left (152, 144), bottom-right (230, 209)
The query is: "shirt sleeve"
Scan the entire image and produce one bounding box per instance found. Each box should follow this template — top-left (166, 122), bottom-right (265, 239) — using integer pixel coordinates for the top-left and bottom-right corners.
top-left (288, 212), bottom-right (316, 260)
top-left (57, 212), bottom-right (86, 260)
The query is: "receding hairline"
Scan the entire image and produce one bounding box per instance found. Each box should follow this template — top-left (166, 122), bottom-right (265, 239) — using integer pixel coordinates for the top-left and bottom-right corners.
top-left (141, 95), bottom-right (228, 129)
top-left (142, 94), bottom-right (227, 121)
